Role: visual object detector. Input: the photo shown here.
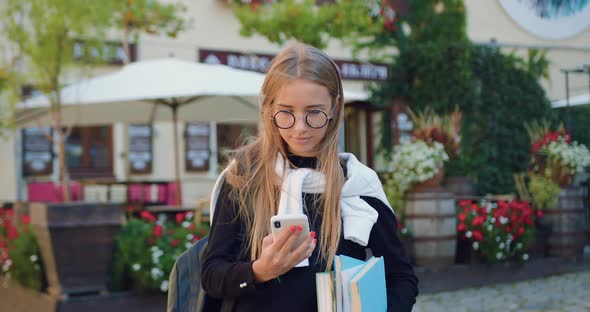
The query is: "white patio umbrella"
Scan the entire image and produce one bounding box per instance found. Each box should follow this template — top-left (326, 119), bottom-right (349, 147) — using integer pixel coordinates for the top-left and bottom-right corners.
top-left (552, 92), bottom-right (590, 108)
top-left (15, 58), bottom-right (369, 204)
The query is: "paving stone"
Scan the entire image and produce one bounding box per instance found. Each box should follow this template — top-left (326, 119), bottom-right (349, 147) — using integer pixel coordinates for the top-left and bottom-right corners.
top-left (414, 271), bottom-right (590, 312)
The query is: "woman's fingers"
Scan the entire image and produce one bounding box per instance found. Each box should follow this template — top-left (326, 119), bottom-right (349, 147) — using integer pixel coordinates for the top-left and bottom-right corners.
top-left (278, 226), bottom-right (302, 258)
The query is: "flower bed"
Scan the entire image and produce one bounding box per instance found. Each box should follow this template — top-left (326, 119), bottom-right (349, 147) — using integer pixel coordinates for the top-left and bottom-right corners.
top-left (109, 211), bottom-right (209, 293)
top-left (456, 199), bottom-right (539, 264)
top-left (0, 207), bottom-right (43, 290)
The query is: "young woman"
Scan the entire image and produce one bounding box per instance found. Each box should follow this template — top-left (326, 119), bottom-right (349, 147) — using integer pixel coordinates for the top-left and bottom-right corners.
top-left (201, 43), bottom-right (418, 312)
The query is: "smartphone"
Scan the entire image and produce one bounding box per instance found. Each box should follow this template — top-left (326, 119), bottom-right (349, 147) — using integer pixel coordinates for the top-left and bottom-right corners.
top-left (270, 214), bottom-right (311, 250)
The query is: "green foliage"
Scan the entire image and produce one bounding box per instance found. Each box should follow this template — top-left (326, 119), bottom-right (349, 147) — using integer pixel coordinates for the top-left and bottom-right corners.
top-left (466, 46), bottom-right (554, 195)
top-left (109, 211), bottom-right (209, 293)
top-left (554, 105), bottom-right (590, 149)
top-left (529, 175), bottom-right (561, 210)
top-left (232, 0), bottom-right (387, 50)
top-left (113, 0), bottom-right (188, 39)
top-left (0, 209), bottom-right (43, 291)
top-left (1, 0), bottom-right (116, 98)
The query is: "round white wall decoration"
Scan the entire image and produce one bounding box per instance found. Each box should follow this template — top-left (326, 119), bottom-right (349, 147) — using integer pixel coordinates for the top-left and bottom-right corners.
top-left (499, 0), bottom-right (590, 39)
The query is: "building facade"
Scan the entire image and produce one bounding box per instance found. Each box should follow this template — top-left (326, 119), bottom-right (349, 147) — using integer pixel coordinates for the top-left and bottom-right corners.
top-left (0, 0), bottom-right (588, 204)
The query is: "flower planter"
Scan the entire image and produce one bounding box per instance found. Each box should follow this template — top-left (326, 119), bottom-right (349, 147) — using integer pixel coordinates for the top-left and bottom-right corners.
top-left (404, 189), bottom-right (456, 268)
top-left (444, 176), bottom-right (476, 198)
top-left (412, 167), bottom-right (445, 193)
top-left (29, 202), bottom-right (124, 297)
top-left (545, 186), bottom-right (589, 258)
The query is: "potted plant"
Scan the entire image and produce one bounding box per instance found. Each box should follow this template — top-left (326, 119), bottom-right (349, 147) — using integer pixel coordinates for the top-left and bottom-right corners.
top-left (382, 138), bottom-right (449, 210)
top-left (109, 211), bottom-right (210, 293)
top-left (526, 120), bottom-right (590, 257)
top-left (456, 199), bottom-right (537, 264)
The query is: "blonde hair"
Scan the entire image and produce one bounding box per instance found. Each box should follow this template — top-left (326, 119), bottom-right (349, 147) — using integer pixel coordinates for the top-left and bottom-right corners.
top-left (224, 43), bottom-right (345, 269)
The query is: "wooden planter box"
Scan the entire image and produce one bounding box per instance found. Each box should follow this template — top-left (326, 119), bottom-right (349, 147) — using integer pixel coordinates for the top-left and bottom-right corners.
top-left (29, 202), bottom-right (124, 297)
top-left (545, 186), bottom-right (589, 258)
top-left (0, 282), bottom-right (166, 312)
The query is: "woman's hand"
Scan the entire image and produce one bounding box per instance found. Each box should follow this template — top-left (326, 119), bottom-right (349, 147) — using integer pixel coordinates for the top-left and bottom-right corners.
top-left (252, 226), bottom-right (317, 283)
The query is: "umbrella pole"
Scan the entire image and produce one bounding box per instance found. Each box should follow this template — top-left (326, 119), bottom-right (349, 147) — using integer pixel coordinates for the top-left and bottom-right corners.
top-left (172, 103), bottom-right (182, 205)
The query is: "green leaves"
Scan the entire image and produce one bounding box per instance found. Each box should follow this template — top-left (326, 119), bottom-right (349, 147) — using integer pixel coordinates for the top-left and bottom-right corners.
top-left (232, 0), bottom-right (387, 50)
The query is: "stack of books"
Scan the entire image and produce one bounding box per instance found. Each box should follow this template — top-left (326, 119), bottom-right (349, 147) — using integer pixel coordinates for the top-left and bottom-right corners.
top-left (315, 255), bottom-right (387, 312)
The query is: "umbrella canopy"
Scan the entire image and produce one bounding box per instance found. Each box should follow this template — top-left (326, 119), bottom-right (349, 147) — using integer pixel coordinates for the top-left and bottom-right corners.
top-left (15, 58), bottom-right (268, 126)
top-left (552, 92), bottom-right (590, 108)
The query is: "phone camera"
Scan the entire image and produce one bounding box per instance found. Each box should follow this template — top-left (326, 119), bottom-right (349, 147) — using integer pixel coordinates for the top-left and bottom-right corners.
top-left (273, 221), bottom-right (281, 228)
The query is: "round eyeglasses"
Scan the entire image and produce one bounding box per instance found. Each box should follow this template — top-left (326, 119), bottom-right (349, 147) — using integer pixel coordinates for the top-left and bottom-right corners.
top-left (271, 109), bottom-right (332, 129)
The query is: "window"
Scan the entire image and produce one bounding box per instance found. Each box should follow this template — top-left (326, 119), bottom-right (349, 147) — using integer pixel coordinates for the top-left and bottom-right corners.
top-left (185, 123), bottom-right (210, 172)
top-left (66, 126), bottom-right (113, 178)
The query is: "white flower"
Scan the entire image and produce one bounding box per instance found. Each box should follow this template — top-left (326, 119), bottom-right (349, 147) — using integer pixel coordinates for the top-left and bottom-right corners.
top-left (496, 252), bottom-right (503, 260)
top-left (160, 280), bottom-right (169, 292)
top-left (132, 263), bottom-right (141, 271)
top-left (182, 221), bottom-right (191, 228)
top-left (516, 242), bottom-right (523, 249)
top-left (185, 212), bottom-right (194, 220)
top-left (496, 236), bottom-right (501, 242)
top-left (499, 243), bottom-right (505, 249)
top-left (186, 234), bottom-right (194, 241)
top-left (522, 254), bottom-right (529, 261)
top-left (401, 228), bottom-right (408, 234)
top-left (465, 231), bottom-right (472, 238)
top-left (185, 242), bottom-right (193, 249)
top-left (151, 267), bottom-right (162, 280)
top-left (150, 246), bottom-right (159, 253)
top-left (472, 242), bottom-right (479, 250)
top-left (487, 225), bottom-right (493, 231)
top-left (30, 255), bottom-right (38, 262)
top-left (499, 216), bottom-right (509, 225)
top-left (490, 217), bottom-right (496, 223)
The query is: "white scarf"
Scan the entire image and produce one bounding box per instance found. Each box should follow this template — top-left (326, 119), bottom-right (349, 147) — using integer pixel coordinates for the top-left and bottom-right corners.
top-left (210, 153), bottom-right (394, 247)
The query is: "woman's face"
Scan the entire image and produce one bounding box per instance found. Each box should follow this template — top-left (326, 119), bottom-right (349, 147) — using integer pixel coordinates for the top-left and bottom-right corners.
top-left (273, 79), bottom-right (333, 157)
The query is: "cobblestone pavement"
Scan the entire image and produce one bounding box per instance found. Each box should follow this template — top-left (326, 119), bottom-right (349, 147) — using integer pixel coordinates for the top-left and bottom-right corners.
top-left (414, 271), bottom-right (590, 312)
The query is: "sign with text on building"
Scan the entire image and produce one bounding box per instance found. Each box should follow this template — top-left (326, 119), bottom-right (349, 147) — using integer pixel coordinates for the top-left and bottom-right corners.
top-left (198, 49), bottom-right (390, 81)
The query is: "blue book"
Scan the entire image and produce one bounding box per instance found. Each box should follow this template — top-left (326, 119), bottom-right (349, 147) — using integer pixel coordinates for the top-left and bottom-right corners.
top-left (349, 256), bottom-right (387, 312)
top-left (334, 255), bottom-right (366, 312)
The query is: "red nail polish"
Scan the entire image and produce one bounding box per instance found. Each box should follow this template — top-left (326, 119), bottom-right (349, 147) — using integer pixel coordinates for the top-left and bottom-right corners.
top-left (313, 238), bottom-right (317, 244)
top-left (296, 225), bottom-right (303, 232)
top-left (310, 231), bottom-right (316, 238)
top-left (289, 226), bottom-right (296, 232)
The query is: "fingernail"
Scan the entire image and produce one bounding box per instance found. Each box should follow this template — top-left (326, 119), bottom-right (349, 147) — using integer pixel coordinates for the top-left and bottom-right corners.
top-left (310, 231), bottom-right (316, 238)
top-left (313, 238), bottom-right (317, 244)
top-left (296, 225), bottom-right (303, 232)
top-left (289, 226), bottom-right (296, 232)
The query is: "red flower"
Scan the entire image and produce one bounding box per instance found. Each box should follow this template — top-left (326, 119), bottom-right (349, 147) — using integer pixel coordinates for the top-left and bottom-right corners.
top-left (458, 213), bottom-right (466, 222)
top-left (140, 211), bottom-right (157, 222)
top-left (192, 236), bottom-right (200, 243)
top-left (457, 223), bottom-right (466, 232)
top-left (458, 200), bottom-right (472, 208)
top-left (152, 224), bottom-right (163, 237)
top-left (472, 216), bottom-right (485, 227)
top-left (536, 210), bottom-right (544, 218)
top-left (175, 213), bottom-right (185, 224)
top-left (472, 231), bottom-right (484, 241)
top-left (147, 237), bottom-right (156, 246)
top-left (21, 215), bottom-right (31, 225)
top-left (7, 226), bottom-right (19, 240)
top-left (505, 226), bottom-right (512, 233)
top-left (171, 239), bottom-right (179, 247)
top-left (188, 224), bottom-right (196, 231)
top-left (518, 227), bottom-right (525, 235)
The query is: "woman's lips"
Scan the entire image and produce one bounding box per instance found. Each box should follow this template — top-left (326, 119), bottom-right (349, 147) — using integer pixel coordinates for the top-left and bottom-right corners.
top-left (292, 137), bottom-right (311, 144)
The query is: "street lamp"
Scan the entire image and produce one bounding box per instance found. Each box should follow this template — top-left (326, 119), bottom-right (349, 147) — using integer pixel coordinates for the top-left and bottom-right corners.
top-left (560, 65), bottom-right (590, 132)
